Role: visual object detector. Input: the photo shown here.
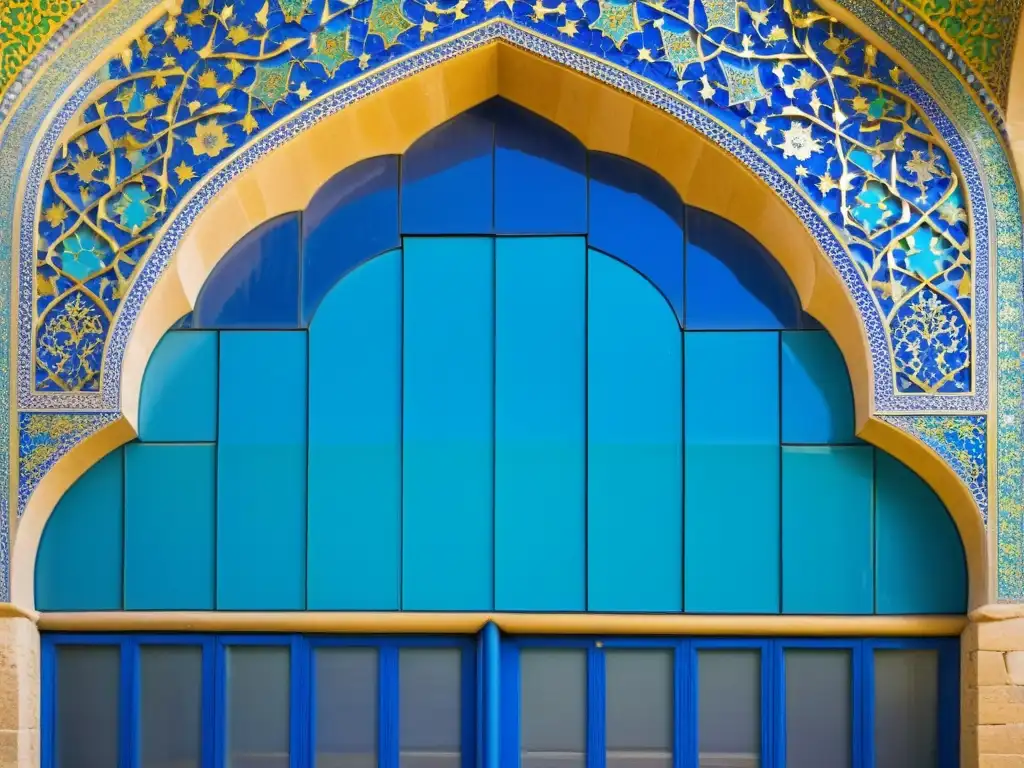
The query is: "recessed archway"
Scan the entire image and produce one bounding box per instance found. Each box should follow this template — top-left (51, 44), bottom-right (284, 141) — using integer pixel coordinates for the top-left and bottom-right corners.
top-left (10, 40), bottom-right (989, 612)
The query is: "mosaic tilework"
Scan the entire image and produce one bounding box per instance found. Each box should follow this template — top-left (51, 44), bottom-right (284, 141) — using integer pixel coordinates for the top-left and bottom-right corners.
top-left (882, 413), bottom-right (987, 520)
top-left (890, 0), bottom-right (1019, 107)
top-left (25, 0), bottom-right (981, 403)
top-left (0, 0), bottom-right (162, 602)
top-left (839, 0), bottom-right (1022, 599)
top-left (0, 0), bottom-right (88, 104)
top-left (1, 0), bottom-right (1014, 606)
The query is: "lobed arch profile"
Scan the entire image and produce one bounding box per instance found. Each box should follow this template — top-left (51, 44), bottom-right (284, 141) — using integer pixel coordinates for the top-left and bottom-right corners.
top-left (11, 41), bottom-right (988, 612)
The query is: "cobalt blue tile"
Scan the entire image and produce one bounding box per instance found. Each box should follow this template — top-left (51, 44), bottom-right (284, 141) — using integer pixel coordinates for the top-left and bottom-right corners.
top-left (685, 207), bottom-right (802, 330)
top-left (588, 152), bottom-right (684, 322)
top-left (193, 213), bottom-right (301, 329)
top-left (401, 110), bottom-right (494, 234)
top-left (492, 99), bottom-right (587, 234)
top-left (781, 331), bottom-right (858, 444)
top-left (303, 155), bottom-right (400, 323)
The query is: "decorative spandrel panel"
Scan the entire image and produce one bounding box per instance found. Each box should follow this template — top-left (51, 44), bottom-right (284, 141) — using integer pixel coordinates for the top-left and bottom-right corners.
top-left (22, 0), bottom-right (986, 411)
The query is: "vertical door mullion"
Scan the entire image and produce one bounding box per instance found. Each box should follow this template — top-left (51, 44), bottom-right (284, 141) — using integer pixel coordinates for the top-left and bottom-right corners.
top-left (201, 637), bottom-right (216, 768)
top-left (120, 638), bottom-right (139, 768)
top-left (213, 640), bottom-right (227, 768)
top-left (770, 641), bottom-right (784, 768)
top-left (760, 641), bottom-right (773, 768)
top-left (41, 639), bottom-right (56, 768)
top-left (674, 641), bottom-right (691, 768)
top-left (851, 640), bottom-right (864, 768)
top-left (483, 623), bottom-right (500, 768)
top-left (499, 641), bottom-right (520, 768)
top-left (381, 644), bottom-right (400, 768)
top-left (587, 644), bottom-right (605, 768)
top-left (290, 635), bottom-right (309, 768)
top-left (860, 641), bottom-right (876, 768)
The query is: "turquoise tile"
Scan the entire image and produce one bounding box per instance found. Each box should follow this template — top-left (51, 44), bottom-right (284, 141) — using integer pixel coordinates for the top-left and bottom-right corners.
top-left (402, 237), bottom-right (494, 610)
top-left (684, 445), bottom-right (780, 613)
top-left (781, 331), bottom-right (857, 444)
top-left (217, 331), bottom-right (307, 610)
top-left (124, 443), bottom-right (215, 609)
top-left (587, 250), bottom-right (683, 612)
top-left (684, 331), bottom-right (780, 613)
top-left (138, 330), bottom-right (217, 442)
top-left (495, 237), bottom-right (586, 611)
top-left (782, 446), bottom-right (873, 614)
top-left (308, 250), bottom-right (402, 610)
top-left (36, 450), bottom-right (124, 610)
top-left (875, 453), bottom-right (967, 614)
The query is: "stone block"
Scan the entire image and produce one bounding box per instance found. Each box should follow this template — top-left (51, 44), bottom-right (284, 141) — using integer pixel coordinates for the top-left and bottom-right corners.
top-left (979, 652), bottom-right (1011, 686)
top-left (979, 724), bottom-right (1024, 754)
top-left (979, 686), bottom-right (1024, 725)
top-left (0, 729), bottom-right (37, 768)
top-left (0, 619), bottom-right (39, 734)
top-left (1006, 652), bottom-right (1024, 686)
top-left (981, 756), bottom-right (1024, 768)
top-left (971, 619), bottom-right (1024, 652)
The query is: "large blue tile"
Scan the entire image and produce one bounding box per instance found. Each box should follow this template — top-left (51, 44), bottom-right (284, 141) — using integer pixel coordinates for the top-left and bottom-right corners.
top-left (124, 443), bottom-right (215, 609)
top-left (303, 156), bottom-right (400, 323)
top-left (401, 111), bottom-right (494, 234)
top-left (781, 331), bottom-right (857, 444)
top-left (193, 214), bottom-right (301, 329)
top-left (217, 331), bottom-right (307, 610)
top-left (587, 250), bottom-right (683, 612)
top-left (588, 151), bottom-right (684, 322)
top-left (36, 450), bottom-right (124, 610)
top-left (138, 330), bottom-right (217, 442)
top-left (308, 250), bottom-right (402, 610)
top-left (495, 237), bottom-right (586, 611)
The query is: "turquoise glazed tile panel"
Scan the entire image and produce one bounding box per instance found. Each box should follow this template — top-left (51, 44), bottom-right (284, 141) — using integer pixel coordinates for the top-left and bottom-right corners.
top-left (781, 446), bottom-right (873, 614)
top-left (493, 100), bottom-right (587, 235)
top-left (587, 152), bottom-right (685, 323)
top-left (875, 453), bottom-right (967, 614)
top-left (401, 110), bottom-right (494, 235)
top-left (685, 209), bottom-right (802, 331)
top-left (587, 249), bottom-right (683, 613)
top-left (36, 449), bottom-right (124, 611)
top-left (495, 237), bottom-right (586, 611)
top-left (402, 237), bottom-right (494, 611)
top-left (685, 331), bottom-right (780, 613)
top-left (781, 331), bottom-right (857, 445)
top-left (308, 250), bottom-right (402, 610)
top-left (302, 156), bottom-right (401, 323)
top-left (193, 214), bottom-right (301, 330)
top-left (124, 443), bottom-right (215, 610)
top-left (137, 330), bottom-right (218, 443)
top-left (217, 331), bottom-right (307, 610)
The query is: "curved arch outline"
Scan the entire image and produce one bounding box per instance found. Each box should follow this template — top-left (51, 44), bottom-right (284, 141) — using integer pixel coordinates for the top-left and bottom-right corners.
top-left (10, 40), bottom-right (988, 611)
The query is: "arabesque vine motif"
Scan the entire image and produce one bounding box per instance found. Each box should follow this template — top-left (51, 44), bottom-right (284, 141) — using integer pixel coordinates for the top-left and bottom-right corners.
top-left (33, 0), bottom-right (973, 395)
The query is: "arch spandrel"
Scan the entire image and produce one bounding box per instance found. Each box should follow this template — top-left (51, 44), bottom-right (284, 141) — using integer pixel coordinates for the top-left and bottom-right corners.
top-left (6, 0), bottom-right (1000, 609)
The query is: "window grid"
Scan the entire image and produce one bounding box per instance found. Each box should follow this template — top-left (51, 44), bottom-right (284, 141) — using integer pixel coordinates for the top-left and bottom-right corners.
top-left (41, 632), bottom-right (957, 768)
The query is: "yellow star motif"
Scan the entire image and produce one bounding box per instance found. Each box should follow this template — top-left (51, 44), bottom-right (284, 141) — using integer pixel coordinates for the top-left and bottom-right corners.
top-left (698, 75), bottom-right (716, 101)
top-left (420, 19), bottom-right (438, 37)
top-left (558, 18), bottom-right (578, 35)
top-left (70, 153), bottom-right (105, 184)
top-left (359, 52), bottom-right (372, 69)
top-left (173, 161), bottom-right (196, 185)
top-left (752, 117), bottom-right (770, 138)
top-left (296, 82), bottom-right (313, 101)
top-left (637, 47), bottom-right (655, 62)
top-left (43, 202), bottom-right (69, 229)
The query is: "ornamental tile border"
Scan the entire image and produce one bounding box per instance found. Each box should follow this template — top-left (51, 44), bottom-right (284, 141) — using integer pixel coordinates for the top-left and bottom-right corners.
top-left (0, 0), bottom-right (1016, 603)
top-left (0, 0), bottom-right (161, 602)
top-left (839, 0), bottom-right (1024, 599)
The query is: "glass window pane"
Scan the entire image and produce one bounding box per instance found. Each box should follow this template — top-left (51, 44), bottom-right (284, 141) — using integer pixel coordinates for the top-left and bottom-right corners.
top-left (399, 647), bottom-right (462, 768)
top-left (784, 650), bottom-right (851, 768)
top-left (874, 649), bottom-right (939, 768)
top-left (315, 648), bottom-right (378, 768)
top-left (606, 649), bottom-right (673, 768)
top-left (521, 648), bottom-right (586, 768)
top-left (226, 646), bottom-right (290, 768)
top-left (55, 645), bottom-right (120, 768)
top-left (697, 649), bottom-right (760, 768)
top-left (140, 646), bottom-right (203, 768)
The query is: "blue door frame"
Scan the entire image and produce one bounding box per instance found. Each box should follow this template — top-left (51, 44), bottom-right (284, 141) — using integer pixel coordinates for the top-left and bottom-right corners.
top-left (41, 628), bottom-right (959, 768)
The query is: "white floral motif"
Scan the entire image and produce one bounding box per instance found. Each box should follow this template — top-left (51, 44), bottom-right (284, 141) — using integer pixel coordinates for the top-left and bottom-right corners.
top-left (779, 122), bottom-right (823, 161)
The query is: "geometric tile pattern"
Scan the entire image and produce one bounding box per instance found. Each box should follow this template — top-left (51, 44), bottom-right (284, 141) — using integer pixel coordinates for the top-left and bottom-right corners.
top-left (29, 0), bottom-right (976, 397)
